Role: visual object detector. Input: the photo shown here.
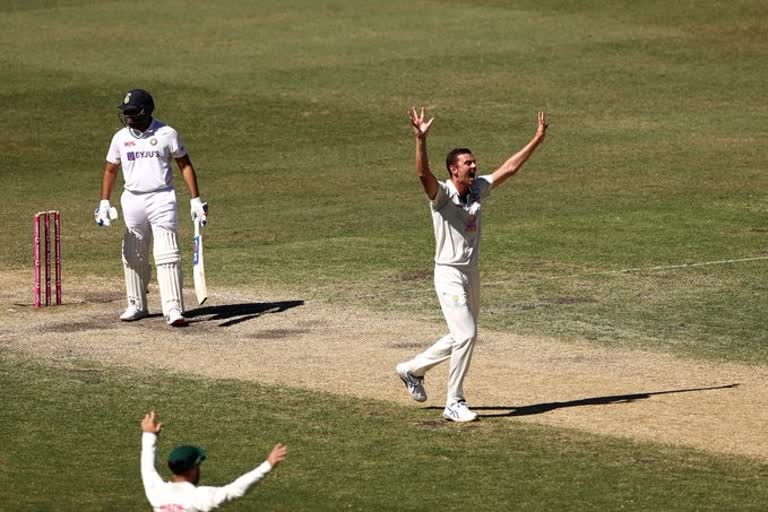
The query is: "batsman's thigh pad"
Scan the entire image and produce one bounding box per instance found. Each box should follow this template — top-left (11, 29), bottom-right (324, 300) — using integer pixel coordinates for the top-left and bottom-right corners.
top-left (146, 188), bottom-right (179, 231)
top-left (153, 228), bottom-right (184, 314)
top-left (121, 190), bottom-right (150, 229)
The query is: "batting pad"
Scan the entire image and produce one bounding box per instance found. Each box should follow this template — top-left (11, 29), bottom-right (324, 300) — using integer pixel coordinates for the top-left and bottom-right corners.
top-left (122, 230), bottom-right (151, 310)
top-left (153, 229), bottom-right (184, 315)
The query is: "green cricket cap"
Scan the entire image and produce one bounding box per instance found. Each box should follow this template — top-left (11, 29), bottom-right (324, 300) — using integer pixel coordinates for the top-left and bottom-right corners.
top-left (168, 445), bottom-right (206, 474)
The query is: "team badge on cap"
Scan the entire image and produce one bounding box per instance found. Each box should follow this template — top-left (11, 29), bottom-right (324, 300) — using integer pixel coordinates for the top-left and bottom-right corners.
top-left (124, 93), bottom-right (132, 104)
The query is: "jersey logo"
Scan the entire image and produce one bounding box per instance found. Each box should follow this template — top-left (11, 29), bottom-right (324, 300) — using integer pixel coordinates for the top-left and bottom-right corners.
top-left (150, 138), bottom-right (158, 146)
top-left (126, 150), bottom-right (162, 161)
top-left (465, 202), bottom-right (480, 232)
top-left (466, 213), bottom-right (477, 232)
top-left (124, 141), bottom-right (136, 147)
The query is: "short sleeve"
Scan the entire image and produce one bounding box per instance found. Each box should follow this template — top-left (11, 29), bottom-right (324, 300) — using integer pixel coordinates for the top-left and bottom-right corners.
top-left (106, 133), bottom-right (121, 164)
top-left (169, 129), bottom-right (188, 159)
top-left (430, 181), bottom-right (451, 210)
top-left (477, 175), bottom-right (493, 199)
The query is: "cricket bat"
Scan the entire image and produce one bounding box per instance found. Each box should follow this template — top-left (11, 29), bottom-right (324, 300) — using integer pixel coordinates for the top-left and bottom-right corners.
top-left (193, 217), bottom-right (208, 305)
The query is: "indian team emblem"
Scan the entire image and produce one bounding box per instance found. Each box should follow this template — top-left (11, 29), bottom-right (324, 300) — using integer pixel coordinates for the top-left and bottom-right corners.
top-left (150, 138), bottom-right (158, 146)
top-left (123, 93), bottom-right (131, 104)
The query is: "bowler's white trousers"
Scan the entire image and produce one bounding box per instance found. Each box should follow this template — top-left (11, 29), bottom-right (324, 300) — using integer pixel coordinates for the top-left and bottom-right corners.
top-left (403, 264), bottom-right (480, 404)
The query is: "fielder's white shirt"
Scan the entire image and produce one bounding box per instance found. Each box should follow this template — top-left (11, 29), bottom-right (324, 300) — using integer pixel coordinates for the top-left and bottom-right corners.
top-left (107, 119), bottom-right (187, 193)
top-left (141, 433), bottom-right (273, 512)
top-left (430, 176), bottom-right (493, 269)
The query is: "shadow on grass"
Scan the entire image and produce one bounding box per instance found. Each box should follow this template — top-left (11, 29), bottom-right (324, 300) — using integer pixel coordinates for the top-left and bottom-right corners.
top-left (428, 384), bottom-right (739, 418)
top-left (184, 300), bottom-right (305, 327)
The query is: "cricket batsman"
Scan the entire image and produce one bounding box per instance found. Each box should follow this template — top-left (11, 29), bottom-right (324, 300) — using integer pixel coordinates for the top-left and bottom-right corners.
top-left (96, 89), bottom-right (208, 326)
top-left (396, 106), bottom-right (548, 421)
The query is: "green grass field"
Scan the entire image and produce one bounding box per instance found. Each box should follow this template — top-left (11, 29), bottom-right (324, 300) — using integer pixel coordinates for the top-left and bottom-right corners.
top-left (1, 0), bottom-right (767, 509)
top-left (2, 355), bottom-right (767, 511)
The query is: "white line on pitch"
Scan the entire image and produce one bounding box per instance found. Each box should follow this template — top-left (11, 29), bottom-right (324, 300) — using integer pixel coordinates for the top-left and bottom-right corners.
top-left (547, 256), bottom-right (768, 280)
top-left (483, 256), bottom-right (768, 286)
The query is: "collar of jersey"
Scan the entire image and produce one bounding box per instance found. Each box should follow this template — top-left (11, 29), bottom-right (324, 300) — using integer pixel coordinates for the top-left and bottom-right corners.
top-left (445, 179), bottom-right (460, 199)
top-left (169, 480), bottom-right (196, 488)
top-left (129, 119), bottom-right (159, 139)
top-left (445, 178), bottom-right (478, 207)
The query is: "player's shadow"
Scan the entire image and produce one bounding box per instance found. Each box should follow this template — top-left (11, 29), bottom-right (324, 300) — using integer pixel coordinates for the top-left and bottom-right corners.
top-left (184, 300), bottom-right (304, 327)
top-left (429, 383), bottom-right (739, 418)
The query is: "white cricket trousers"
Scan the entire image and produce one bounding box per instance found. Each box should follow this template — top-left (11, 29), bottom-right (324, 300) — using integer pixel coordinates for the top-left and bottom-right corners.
top-left (405, 264), bottom-right (480, 405)
top-left (120, 188), bottom-right (184, 315)
top-left (121, 188), bottom-right (178, 234)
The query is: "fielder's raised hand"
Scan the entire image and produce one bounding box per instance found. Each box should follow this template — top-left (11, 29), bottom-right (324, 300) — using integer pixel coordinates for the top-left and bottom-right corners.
top-left (266, 443), bottom-right (287, 467)
top-left (190, 197), bottom-right (208, 226)
top-left (141, 410), bottom-right (163, 435)
top-left (536, 111), bottom-right (548, 140)
top-left (409, 106), bottom-right (434, 139)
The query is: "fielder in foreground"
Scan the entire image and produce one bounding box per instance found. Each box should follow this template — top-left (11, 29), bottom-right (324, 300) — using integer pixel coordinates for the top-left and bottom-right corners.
top-left (96, 89), bottom-right (208, 326)
top-left (140, 411), bottom-right (287, 512)
top-left (396, 107), bottom-right (548, 422)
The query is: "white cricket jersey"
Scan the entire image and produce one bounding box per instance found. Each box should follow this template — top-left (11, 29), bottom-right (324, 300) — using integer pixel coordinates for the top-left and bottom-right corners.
top-left (430, 176), bottom-right (493, 269)
top-left (107, 119), bottom-right (187, 193)
top-left (141, 433), bottom-right (273, 512)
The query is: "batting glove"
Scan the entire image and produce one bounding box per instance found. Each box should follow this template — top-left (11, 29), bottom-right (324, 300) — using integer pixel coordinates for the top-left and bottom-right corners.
top-left (94, 200), bottom-right (118, 227)
top-left (190, 197), bottom-right (208, 226)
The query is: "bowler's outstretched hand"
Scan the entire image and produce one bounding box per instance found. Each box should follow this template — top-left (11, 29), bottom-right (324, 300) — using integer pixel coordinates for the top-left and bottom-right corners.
top-left (267, 443), bottom-right (287, 467)
top-left (141, 411), bottom-right (163, 434)
top-left (409, 106), bottom-right (434, 138)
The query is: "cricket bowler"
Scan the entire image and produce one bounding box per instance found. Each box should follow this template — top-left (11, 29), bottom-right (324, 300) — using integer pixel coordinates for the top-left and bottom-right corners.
top-left (396, 106), bottom-right (548, 422)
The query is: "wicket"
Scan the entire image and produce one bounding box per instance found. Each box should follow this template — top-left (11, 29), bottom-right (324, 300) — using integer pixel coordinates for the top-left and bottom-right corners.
top-left (34, 210), bottom-right (61, 307)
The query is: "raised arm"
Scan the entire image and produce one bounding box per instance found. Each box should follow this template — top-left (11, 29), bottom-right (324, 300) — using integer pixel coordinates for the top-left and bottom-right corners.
top-left (198, 443), bottom-right (288, 510)
top-left (490, 112), bottom-right (548, 189)
top-left (409, 106), bottom-right (439, 200)
top-left (140, 411), bottom-right (166, 501)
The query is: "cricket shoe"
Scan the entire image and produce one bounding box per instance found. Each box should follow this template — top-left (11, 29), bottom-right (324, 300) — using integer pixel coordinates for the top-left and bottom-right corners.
top-left (396, 363), bottom-right (427, 402)
top-left (165, 309), bottom-right (188, 327)
top-left (120, 306), bottom-right (149, 322)
top-left (442, 401), bottom-right (478, 422)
